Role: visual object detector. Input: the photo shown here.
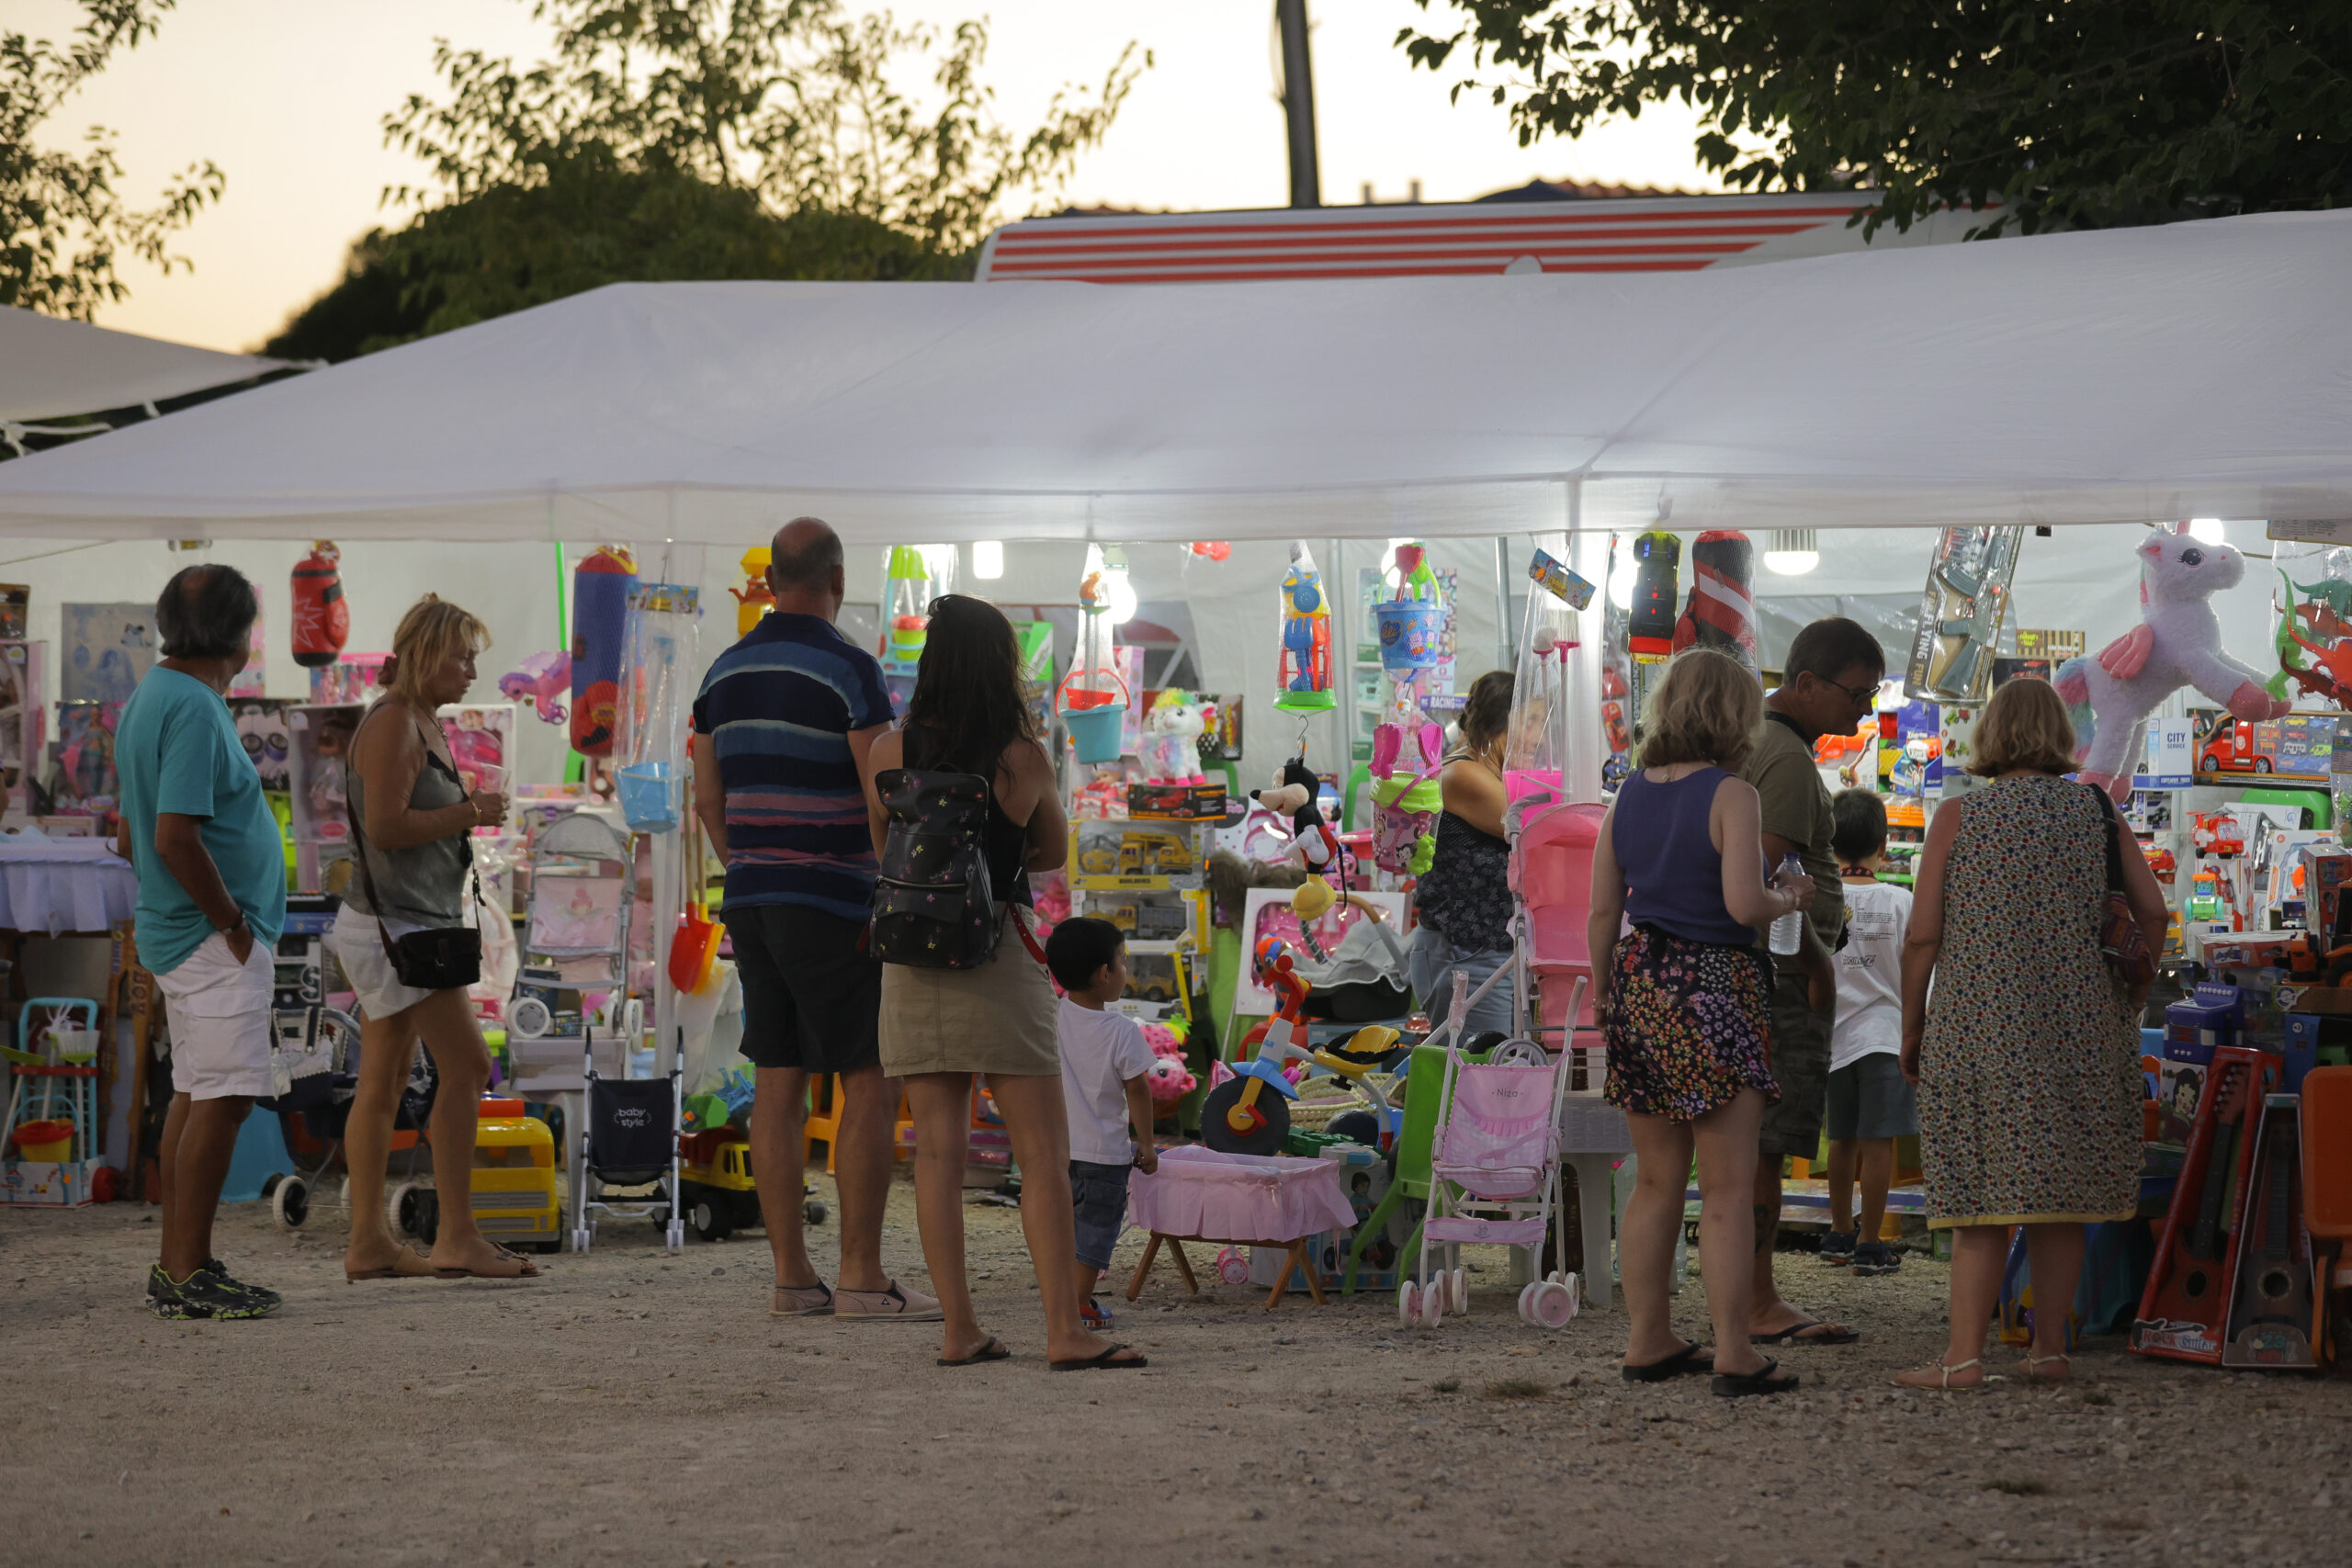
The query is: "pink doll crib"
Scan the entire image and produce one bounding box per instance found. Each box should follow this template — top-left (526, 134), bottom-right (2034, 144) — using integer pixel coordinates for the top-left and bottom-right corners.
top-left (1125, 1145), bottom-right (1357, 1310)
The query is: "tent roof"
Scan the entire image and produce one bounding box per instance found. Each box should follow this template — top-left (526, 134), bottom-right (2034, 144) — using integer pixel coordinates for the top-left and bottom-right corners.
top-left (0, 307), bottom-right (299, 424)
top-left (1, 209), bottom-right (2346, 544)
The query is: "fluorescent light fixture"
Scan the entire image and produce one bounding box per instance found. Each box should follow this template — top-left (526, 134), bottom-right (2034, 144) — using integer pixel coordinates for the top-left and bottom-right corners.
top-left (1763, 527), bottom-right (1819, 576)
top-left (2188, 518), bottom-right (2226, 544)
top-left (972, 539), bottom-right (1004, 580)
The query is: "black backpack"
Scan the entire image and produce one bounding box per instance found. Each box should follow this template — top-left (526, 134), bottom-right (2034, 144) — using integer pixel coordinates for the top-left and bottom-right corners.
top-left (870, 767), bottom-right (1002, 969)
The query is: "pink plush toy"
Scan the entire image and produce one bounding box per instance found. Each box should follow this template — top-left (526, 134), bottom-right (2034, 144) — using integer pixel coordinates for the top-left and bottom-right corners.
top-left (1140, 1020), bottom-right (1198, 1104)
top-left (2056, 522), bottom-right (2290, 800)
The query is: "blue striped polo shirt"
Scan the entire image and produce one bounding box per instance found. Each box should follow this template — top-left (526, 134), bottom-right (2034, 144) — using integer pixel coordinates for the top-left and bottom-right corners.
top-left (691, 613), bottom-right (894, 920)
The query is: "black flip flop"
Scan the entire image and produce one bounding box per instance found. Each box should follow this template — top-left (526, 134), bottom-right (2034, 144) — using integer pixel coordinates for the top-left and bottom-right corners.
top-left (1713, 1356), bottom-right (1800, 1398)
top-left (1750, 1317), bottom-right (1859, 1346)
top-left (1048, 1343), bottom-right (1148, 1372)
top-left (1621, 1338), bottom-right (1709, 1382)
top-left (938, 1337), bottom-right (1011, 1367)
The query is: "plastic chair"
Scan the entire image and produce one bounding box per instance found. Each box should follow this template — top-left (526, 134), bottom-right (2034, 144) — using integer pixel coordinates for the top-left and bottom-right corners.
top-left (2301, 1066), bottom-right (2352, 1362)
top-left (803, 1075), bottom-right (915, 1173)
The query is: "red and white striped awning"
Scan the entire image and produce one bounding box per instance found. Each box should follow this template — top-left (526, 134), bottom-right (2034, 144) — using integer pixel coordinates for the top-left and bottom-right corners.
top-left (975, 192), bottom-right (1981, 285)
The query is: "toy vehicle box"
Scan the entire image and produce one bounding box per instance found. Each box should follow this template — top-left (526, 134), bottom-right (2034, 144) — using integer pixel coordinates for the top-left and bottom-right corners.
top-left (1069, 820), bottom-right (1201, 889)
top-left (1127, 781), bottom-right (1228, 821)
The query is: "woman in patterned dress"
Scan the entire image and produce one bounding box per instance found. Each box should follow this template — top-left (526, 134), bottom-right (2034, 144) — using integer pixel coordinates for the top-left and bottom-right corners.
top-left (1406, 671), bottom-right (1520, 1035)
top-left (1589, 649), bottom-right (1818, 1396)
top-left (1895, 676), bottom-right (2166, 1389)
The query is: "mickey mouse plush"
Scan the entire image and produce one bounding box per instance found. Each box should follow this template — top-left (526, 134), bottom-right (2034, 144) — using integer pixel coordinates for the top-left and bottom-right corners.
top-left (1250, 754), bottom-right (1341, 880)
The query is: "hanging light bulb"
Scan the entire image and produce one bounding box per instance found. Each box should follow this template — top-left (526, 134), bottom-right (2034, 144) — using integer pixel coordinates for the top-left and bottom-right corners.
top-left (2188, 518), bottom-right (2226, 544)
top-left (1763, 527), bottom-right (1820, 576)
top-left (1101, 544), bottom-right (1138, 625)
top-left (1607, 547), bottom-right (1638, 610)
top-left (972, 539), bottom-right (1004, 580)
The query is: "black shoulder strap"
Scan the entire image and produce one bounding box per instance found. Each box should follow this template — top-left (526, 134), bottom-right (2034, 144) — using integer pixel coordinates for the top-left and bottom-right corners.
top-left (2087, 783), bottom-right (2126, 893)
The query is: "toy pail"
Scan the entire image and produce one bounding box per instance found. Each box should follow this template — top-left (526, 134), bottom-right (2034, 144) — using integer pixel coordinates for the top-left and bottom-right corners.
top-left (12, 1120), bottom-right (71, 1161)
top-left (1061, 702), bottom-right (1130, 764)
top-left (616, 762), bottom-right (679, 833)
top-left (1373, 597), bottom-right (1443, 674)
top-left (48, 1029), bottom-right (98, 1065)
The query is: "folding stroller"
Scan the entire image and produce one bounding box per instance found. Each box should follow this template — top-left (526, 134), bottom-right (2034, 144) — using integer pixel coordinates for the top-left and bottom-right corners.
top-left (572, 1030), bottom-right (683, 1253)
top-left (1401, 972), bottom-right (1583, 1329)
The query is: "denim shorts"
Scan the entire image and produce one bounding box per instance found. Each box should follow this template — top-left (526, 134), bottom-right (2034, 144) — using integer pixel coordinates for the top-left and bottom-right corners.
top-left (1069, 1159), bottom-right (1132, 1270)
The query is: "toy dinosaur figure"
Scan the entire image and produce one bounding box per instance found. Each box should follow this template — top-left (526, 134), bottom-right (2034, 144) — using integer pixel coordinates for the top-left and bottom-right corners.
top-left (2282, 618), bottom-right (2352, 705)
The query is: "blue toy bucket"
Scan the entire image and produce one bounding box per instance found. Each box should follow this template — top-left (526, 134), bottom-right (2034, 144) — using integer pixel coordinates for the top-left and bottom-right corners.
top-left (616, 762), bottom-right (679, 832)
top-left (1373, 597), bottom-right (1443, 674)
top-left (1060, 702), bottom-right (1129, 764)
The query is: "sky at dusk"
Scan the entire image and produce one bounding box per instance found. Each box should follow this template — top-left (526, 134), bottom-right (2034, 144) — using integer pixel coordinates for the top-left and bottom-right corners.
top-left (26, 0), bottom-right (1722, 353)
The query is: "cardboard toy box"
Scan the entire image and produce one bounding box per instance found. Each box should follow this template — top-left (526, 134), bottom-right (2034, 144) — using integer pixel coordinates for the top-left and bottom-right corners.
top-left (1069, 819), bottom-right (1201, 889)
top-left (1126, 781), bottom-right (1228, 821)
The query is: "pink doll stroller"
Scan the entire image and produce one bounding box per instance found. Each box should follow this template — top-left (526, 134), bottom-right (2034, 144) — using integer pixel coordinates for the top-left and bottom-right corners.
top-left (1507, 795), bottom-right (1606, 1051)
top-left (1401, 970), bottom-right (1584, 1329)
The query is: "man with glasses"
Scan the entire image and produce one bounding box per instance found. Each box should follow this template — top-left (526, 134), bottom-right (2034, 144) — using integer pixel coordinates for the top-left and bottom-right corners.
top-left (1740, 616), bottom-right (1886, 1347)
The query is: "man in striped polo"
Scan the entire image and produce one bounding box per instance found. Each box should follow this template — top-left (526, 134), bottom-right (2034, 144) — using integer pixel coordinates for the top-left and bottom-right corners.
top-left (690, 517), bottom-right (939, 1323)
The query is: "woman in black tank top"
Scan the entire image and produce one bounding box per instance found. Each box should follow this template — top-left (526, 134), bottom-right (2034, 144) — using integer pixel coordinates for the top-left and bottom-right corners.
top-left (860, 595), bottom-right (1143, 1371)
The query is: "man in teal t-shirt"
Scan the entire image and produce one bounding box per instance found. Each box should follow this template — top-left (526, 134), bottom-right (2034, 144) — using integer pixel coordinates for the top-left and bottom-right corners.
top-left (112, 564), bottom-right (287, 1322)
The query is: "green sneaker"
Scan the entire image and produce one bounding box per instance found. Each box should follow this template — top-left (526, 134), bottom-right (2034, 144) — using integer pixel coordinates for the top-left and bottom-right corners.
top-left (148, 1263), bottom-right (279, 1320)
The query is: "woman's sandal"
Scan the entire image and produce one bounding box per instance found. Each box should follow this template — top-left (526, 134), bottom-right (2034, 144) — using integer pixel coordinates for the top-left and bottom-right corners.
top-left (2021, 1351), bottom-right (2073, 1382)
top-left (1048, 1344), bottom-right (1148, 1371)
top-left (345, 1243), bottom-right (436, 1282)
top-left (1891, 1356), bottom-right (1992, 1392)
top-left (938, 1337), bottom-right (1011, 1367)
top-left (1712, 1356), bottom-right (1800, 1397)
top-left (435, 1242), bottom-right (541, 1280)
top-left (1621, 1338), bottom-right (1711, 1382)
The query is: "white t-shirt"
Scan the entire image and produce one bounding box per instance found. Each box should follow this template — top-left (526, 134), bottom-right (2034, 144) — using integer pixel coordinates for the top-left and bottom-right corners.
top-left (1057, 998), bottom-right (1159, 1166)
top-left (1830, 877), bottom-right (1913, 1071)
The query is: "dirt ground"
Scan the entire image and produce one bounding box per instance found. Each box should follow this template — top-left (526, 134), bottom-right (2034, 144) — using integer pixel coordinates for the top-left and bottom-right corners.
top-left (0, 1169), bottom-right (2342, 1568)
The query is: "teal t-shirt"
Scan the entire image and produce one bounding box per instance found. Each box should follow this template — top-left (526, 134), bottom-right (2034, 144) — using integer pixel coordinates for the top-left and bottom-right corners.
top-left (115, 667), bottom-right (288, 976)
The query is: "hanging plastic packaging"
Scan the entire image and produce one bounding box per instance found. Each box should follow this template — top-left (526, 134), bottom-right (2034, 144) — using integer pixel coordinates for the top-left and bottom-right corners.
top-left (613, 581), bottom-right (700, 832)
top-left (730, 547), bottom-right (774, 637)
top-left (570, 546), bottom-right (638, 756)
top-left (1057, 555), bottom-right (1130, 764)
top-left (1625, 532), bottom-right (1680, 658)
top-left (1372, 542), bottom-right (1446, 678)
top-left (1670, 530), bottom-right (1758, 669)
top-left (1504, 567), bottom-right (1584, 803)
top-left (1275, 542), bottom-right (1335, 713)
top-left (290, 542), bottom-right (349, 669)
top-left (1905, 526), bottom-right (2023, 701)
top-left (879, 546), bottom-right (931, 677)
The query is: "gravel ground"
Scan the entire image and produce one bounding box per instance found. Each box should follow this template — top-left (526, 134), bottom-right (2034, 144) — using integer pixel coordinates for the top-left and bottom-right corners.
top-left (0, 1171), bottom-right (2341, 1568)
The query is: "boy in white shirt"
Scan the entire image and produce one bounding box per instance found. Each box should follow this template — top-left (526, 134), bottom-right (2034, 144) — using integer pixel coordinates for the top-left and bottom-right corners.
top-left (1822, 790), bottom-right (1917, 1277)
top-left (1045, 918), bottom-right (1160, 1330)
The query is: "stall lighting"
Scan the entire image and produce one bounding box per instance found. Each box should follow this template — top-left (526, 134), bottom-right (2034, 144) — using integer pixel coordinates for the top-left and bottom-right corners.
top-left (1763, 527), bottom-right (1819, 576)
top-left (2188, 518), bottom-right (2226, 545)
top-left (972, 539), bottom-right (1004, 580)
top-left (1607, 547), bottom-right (1638, 610)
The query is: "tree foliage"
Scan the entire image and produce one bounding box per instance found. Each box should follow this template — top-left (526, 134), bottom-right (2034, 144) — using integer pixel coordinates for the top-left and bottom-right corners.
top-left (1, 0), bottom-right (222, 318)
top-left (1399, 2), bottom-right (2352, 236)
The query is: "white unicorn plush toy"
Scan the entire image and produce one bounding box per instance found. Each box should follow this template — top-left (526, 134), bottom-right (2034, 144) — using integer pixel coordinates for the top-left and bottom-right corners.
top-left (2055, 521), bottom-right (2289, 800)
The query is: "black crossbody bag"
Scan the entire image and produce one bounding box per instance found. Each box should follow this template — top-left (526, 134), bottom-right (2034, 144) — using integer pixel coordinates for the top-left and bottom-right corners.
top-left (345, 711), bottom-right (482, 991)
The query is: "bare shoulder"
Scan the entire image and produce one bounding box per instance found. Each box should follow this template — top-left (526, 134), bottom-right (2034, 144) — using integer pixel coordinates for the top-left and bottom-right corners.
top-left (1710, 773), bottom-right (1759, 809)
top-left (1001, 734), bottom-right (1053, 783)
top-left (866, 726), bottom-right (905, 771)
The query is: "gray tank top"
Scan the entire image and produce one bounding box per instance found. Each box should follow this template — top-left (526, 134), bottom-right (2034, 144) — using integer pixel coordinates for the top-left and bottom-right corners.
top-left (343, 703), bottom-right (471, 924)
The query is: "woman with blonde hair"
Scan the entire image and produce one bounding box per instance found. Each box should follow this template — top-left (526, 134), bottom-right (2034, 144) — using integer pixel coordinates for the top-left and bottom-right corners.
top-left (1894, 674), bottom-right (2165, 1389)
top-left (1587, 647), bottom-right (1815, 1396)
top-left (331, 595), bottom-right (529, 1280)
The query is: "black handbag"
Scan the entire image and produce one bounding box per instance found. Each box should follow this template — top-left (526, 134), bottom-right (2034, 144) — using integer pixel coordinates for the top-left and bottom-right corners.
top-left (345, 711), bottom-right (483, 992)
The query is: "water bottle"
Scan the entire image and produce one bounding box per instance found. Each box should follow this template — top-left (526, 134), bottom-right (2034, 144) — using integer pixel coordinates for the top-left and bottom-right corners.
top-left (1768, 853), bottom-right (1805, 955)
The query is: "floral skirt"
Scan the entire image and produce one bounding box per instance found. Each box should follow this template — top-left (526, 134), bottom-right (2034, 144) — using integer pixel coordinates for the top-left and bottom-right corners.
top-left (1603, 925), bottom-right (1778, 1122)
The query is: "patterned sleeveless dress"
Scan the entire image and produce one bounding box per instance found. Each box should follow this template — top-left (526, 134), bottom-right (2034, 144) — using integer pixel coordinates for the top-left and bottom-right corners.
top-left (1918, 773), bottom-right (2142, 1228)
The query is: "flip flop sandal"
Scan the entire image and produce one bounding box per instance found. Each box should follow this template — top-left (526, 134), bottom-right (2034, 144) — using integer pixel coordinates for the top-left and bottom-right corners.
top-left (938, 1337), bottom-right (1012, 1367)
top-left (1049, 1344), bottom-right (1149, 1372)
top-left (435, 1248), bottom-right (542, 1280)
top-left (1621, 1338), bottom-right (1711, 1382)
top-left (1891, 1356), bottom-right (1992, 1392)
top-left (1713, 1356), bottom-right (1801, 1397)
top-left (345, 1243), bottom-right (436, 1282)
top-left (1750, 1317), bottom-right (1860, 1346)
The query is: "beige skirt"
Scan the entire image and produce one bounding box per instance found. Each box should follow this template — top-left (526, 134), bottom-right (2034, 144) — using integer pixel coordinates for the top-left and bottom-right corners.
top-left (878, 906), bottom-right (1060, 1078)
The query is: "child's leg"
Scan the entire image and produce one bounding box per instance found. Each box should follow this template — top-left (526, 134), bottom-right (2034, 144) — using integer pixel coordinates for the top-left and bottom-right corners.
top-left (1857, 1136), bottom-right (1896, 1244)
top-left (1825, 1138), bottom-right (1858, 1234)
top-left (1073, 1262), bottom-right (1101, 1307)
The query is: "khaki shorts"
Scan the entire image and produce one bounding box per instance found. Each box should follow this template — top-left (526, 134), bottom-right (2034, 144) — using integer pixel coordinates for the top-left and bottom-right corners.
top-left (1758, 976), bottom-right (1835, 1158)
top-left (154, 931), bottom-right (277, 1100)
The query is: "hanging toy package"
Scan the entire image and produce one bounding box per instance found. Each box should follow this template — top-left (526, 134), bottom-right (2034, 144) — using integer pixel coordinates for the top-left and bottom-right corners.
top-left (1369, 543), bottom-right (1448, 876)
top-left (1905, 526), bottom-right (2024, 701)
top-left (730, 546), bottom-right (775, 636)
top-left (1668, 530), bottom-right (1759, 669)
top-left (1274, 542), bottom-right (1335, 713)
top-left (290, 541), bottom-right (349, 669)
top-left (613, 581), bottom-right (701, 833)
top-left (877, 545), bottom-right (955, 715)
top-left (570, 545), bottom-right (639, 756)
top-left (1056, 548), bottom-right (1131, 766)
top-left (1504, 550), bottom-right (1591, 804)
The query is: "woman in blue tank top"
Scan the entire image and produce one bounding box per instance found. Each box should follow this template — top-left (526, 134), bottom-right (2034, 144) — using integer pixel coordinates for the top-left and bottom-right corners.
top-left (1587, 647), bottom-right (1816, 1398)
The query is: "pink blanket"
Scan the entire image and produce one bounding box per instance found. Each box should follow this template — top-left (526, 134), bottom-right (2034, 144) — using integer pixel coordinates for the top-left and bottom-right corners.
top-left (1127, 1145), bottom-right (1357, 1243)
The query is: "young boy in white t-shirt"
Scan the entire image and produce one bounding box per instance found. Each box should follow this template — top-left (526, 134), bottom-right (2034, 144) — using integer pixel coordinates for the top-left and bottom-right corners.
top-left (1044, 918), bottom-right (1160, 1330)
top-left (1823, 789), bottom-right (1917, 1277)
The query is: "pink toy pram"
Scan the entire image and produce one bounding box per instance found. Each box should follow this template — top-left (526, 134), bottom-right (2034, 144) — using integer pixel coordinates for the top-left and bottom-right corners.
top-left (1507, 795), bottom-right (1606, 1055)
top-left (1401, 970), bottom-right (1584, 1329)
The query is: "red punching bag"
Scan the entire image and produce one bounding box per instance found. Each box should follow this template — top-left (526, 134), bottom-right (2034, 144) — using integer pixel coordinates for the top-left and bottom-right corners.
top-left (291, 542), bottom-right (350, 668)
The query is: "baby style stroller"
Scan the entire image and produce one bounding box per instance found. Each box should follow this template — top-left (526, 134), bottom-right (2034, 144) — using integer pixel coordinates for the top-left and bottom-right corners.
top-left (1401, 969), bottom-right (1584, 1330)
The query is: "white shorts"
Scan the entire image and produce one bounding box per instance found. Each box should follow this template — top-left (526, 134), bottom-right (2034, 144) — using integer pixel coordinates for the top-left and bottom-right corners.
top-left (328, 904), bottom-right (439, 1021)
top-left (154, 931), bottom-right (277, 1100)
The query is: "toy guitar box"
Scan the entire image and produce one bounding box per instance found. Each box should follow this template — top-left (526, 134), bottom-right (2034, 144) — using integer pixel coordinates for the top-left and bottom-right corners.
top-left (2218, 1092), bottom-right (2319, 1368)
top-left (2133, 1045), bottom-right (2281, 1362)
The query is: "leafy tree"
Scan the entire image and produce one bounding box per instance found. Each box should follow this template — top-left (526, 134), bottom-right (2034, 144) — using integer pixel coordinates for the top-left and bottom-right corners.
top-left (1, 0), bottom-right (221, 318)
top-left (1398, 2), bottom-right (2352, 236)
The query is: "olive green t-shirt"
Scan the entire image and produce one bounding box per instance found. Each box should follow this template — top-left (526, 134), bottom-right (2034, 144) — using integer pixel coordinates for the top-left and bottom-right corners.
top-left (1742, 711), bottom-right (1845, 970)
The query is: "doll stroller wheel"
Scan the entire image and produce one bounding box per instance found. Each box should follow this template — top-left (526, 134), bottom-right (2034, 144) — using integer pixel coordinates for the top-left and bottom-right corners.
top-left (648, 1202), bottom-right (672, 1233)
top-left (271, 1174), bottom-right (310, 1230)
top-left (508, 995), bottom-right (553, 1040)
top-left (1517, 1281), bottom-right (1540, 1325)
top-left (390, 1181), bottom-right (426, 1239)
top-left (1448, 1267), bottom-right (1468, 1314)
top-left (1532, 1276), bottom-right (1579, 1328)
top-left (1420, 1280), bottom-right (1445, 1328)
top-left (1398, 1281), bottom-right (1419, 1326)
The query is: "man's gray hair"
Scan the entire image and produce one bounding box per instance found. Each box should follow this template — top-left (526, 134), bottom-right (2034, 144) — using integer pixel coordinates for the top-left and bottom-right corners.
top-left (154, 564), bottom-right (260, 660)
top-left (771, 516), bottom-right (844, 592)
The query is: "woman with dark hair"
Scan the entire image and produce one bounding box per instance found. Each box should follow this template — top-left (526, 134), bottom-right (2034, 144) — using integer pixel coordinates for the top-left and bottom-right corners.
top-left (1405, 668), bottom-right (1520, 1036)
top-left (860, 595), bottom-right (1142, 1371)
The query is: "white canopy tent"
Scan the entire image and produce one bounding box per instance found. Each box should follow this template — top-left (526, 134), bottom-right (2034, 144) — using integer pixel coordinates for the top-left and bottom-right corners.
top-left (0, 209), bottom-right (2346, 543)
top-left (0, 307), bottom-right (300, 427)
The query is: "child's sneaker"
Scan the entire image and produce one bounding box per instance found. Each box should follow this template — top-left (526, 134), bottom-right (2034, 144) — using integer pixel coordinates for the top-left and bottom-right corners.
top-left (1818, 1229), bottom-right (1857, 1268)
top-left (1080, 1295), bottom-right (1114, 1331)
top-left (1852, 1241), bottom-right (1903, 1277)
